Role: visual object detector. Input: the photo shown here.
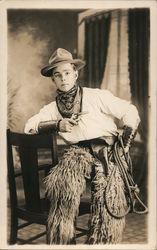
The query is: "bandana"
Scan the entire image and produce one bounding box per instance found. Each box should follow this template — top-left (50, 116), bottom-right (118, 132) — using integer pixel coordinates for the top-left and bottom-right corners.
top-left (56, 84), bottom-right (81, 118)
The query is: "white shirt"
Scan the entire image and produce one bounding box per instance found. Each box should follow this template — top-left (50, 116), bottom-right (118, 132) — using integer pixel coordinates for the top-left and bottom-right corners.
top-left (24, 87), bottom-right (140, 144)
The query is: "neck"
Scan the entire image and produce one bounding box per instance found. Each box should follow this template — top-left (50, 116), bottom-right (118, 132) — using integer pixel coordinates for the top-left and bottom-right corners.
top-left (57, 84), bottom-right (77, 94)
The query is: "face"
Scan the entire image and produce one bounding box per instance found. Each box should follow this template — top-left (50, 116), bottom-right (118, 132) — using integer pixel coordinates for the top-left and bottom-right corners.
top-left (51, 63), bottom-right (78, 92)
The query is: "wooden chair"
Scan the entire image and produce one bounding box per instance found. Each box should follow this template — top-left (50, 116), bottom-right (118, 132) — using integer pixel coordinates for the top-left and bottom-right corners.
top-left (7, 129), bottom-right (90, 244)
top-left (7, 129), bottom-right (58, 244)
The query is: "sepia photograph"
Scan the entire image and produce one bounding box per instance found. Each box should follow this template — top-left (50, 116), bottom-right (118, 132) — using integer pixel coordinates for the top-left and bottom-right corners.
top-left (0, 0), bottom-right (156, 249)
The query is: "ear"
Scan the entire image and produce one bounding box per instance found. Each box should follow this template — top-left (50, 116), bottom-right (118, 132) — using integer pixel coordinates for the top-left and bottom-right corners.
top-left (51, 77), bottom-right (55, 84)
top-left (75, 70), bottom-right (78, 80)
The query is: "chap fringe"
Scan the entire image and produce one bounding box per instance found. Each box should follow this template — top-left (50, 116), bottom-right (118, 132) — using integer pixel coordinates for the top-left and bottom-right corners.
top-left (45, 146), bottom-right (127, 244)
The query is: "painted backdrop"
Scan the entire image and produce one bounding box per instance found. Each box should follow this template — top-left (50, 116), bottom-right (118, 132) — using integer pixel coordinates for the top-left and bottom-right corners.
top-left (7, 9), bottom-right (81, 132)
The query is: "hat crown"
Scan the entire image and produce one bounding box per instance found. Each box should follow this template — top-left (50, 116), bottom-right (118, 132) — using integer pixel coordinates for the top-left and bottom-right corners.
top-left (49, 48), bottom-right (73, 65)
top-left (41, 48), bottom-right (85, 77)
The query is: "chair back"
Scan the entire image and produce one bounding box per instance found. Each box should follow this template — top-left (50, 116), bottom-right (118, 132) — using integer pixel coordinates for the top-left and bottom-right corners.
top-left (7, 129), bottom-right (58, 213)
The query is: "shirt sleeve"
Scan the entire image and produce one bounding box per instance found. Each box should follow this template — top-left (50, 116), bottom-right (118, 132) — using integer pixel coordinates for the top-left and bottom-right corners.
top-left (97, 89), bottom-right (140, 129)
top-left (24, 102), bottom-right (57, 134)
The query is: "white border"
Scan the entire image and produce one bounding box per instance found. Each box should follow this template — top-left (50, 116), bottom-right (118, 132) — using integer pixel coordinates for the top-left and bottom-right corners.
top-left (0, 1), bottom-right (156, 249)
top-left (0, 1), bottom-right (7, 248)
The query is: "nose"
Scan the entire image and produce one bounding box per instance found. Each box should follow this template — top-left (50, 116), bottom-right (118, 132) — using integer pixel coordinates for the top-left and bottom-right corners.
top-left (61, 74), bottom-right (66, 82)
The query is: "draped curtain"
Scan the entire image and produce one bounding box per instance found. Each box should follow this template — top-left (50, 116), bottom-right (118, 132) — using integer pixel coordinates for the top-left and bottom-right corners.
top-left (128, 9), bottom-right (150, 203)
top-left (101, 10), bottom-right (131, 101)
top-left (128, 9), bottom-right (150, 143)
top-left (84, 13), bottom-right (111, 88)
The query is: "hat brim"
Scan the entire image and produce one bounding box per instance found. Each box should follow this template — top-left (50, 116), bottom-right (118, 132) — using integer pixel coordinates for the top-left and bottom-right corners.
top-left (41, 59), bottom-right (86, 77)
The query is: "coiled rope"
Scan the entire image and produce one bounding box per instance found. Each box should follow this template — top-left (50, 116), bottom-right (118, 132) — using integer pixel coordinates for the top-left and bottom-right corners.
top-left (105, 136), bottom-right (148, 219)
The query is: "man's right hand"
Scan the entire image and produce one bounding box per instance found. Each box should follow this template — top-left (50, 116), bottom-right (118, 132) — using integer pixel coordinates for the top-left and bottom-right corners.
top-left (59, 118), bottom-right (78, 132)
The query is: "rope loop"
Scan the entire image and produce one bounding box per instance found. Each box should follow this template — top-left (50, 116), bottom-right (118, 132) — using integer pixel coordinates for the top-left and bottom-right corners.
top-left (104, 137), bottom-right (148, 218)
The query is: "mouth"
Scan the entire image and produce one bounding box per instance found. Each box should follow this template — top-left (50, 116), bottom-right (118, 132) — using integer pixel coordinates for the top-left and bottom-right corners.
top-left (61, 83), bottom-right (69, 86)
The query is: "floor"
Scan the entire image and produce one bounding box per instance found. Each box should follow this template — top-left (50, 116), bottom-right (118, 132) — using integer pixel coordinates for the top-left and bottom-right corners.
top-left (7, 209), bottom-right (148, 245)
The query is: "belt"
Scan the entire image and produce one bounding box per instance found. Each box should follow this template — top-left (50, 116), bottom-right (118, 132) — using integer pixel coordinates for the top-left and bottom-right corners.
top-left (95, 136), bottom-right (117, 146)
top-left (78, 135), bottom-right (117, 147)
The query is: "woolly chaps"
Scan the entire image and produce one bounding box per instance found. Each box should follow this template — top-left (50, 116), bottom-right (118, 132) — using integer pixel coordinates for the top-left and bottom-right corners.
top-left (45, 145), bottom-right (127, 245)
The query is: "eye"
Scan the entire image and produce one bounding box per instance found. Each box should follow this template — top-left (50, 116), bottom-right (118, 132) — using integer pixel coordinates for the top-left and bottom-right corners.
top-left (54, 73), bottom-right (61, 78)
top-left (65, 71), bottom-right (70, 76)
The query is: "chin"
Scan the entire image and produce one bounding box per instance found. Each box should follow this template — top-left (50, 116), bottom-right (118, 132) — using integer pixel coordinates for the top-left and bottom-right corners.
top-left (61, 87), bottom-right (70, 92)
top-left (61, 85), bottom-right (74, 92)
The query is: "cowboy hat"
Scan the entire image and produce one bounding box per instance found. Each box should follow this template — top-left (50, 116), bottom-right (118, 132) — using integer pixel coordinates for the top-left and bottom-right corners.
top-left (41, 48), bottom-right (86, 77)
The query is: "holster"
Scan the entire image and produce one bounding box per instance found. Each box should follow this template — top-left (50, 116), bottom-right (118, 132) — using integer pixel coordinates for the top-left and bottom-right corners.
top-left (89, 136), bottom-right (116, 176)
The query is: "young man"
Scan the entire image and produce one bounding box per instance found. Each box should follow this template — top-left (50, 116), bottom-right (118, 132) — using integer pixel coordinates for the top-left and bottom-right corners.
top-left (25, 48), bottom-right (140, 244)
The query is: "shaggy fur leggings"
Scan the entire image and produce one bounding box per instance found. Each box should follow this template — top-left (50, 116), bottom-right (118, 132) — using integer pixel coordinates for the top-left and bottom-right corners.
top-left (45, 145), bottom-right (128, 245)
